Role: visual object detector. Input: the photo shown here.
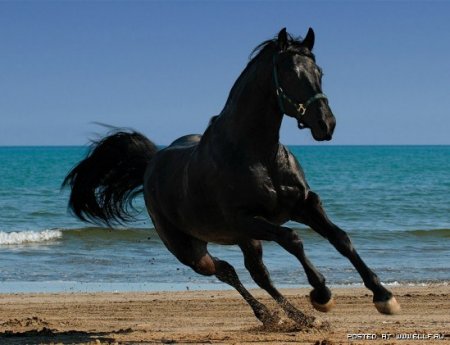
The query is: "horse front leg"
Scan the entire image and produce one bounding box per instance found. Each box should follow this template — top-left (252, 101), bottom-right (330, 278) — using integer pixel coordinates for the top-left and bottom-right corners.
top-left (293, 191), bottom-right (401, 315)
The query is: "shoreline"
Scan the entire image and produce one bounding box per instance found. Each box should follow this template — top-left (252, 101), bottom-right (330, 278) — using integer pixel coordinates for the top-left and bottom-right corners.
top-left (1, 285), bottom-right (448, 344)
top-left (1, 281), bottom-right (448, 294)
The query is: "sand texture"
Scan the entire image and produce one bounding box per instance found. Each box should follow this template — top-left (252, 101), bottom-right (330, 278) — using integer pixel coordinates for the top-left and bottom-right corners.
top-left (0, 286), bottom-right (448, 344)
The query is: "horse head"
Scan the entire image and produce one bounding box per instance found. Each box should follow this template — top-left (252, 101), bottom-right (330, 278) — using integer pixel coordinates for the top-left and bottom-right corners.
top-left (273, 28), bottom-right (336, 141)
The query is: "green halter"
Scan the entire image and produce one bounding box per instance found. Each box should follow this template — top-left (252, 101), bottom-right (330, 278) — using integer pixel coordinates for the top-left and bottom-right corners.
top-left (273, 55), bottom-right (327, 116)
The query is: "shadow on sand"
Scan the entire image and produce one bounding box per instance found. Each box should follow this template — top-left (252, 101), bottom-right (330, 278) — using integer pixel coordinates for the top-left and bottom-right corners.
top-left (0, 327), bottom-right (133, 345)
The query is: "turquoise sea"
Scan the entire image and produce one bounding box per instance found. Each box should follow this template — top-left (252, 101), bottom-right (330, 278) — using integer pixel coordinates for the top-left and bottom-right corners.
top-left (0, 145), bottom-right (449, 293)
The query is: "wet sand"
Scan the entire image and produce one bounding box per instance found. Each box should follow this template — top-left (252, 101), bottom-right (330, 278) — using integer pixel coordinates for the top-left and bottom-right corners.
top-left (0, 286), bottom-right (448, 344)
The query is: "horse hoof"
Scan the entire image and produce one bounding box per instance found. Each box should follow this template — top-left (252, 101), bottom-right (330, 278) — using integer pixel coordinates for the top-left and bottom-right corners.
top-left (310, 290), bottom-right (335, 313)
top-left (311, 318), bottom-right (331, 330)
top-left (257, 308), bottom-right (282, 327)
top-left (374, 296), bottom-right (401, 315)
top-left (261, 314), bottom-right (283, 328)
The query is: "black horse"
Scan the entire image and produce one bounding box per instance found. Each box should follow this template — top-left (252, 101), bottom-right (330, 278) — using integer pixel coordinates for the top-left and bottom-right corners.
top-left (63, 28), bottom-right (400, 327)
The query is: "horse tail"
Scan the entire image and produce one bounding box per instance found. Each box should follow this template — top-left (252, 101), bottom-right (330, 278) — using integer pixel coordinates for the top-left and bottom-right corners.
top-left (62, 130), bottom-right (158, 226)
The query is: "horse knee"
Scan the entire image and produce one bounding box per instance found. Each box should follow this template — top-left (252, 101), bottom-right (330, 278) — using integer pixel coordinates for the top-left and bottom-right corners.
top-left (306, 191), bottom-right (322, 207)
top-left (296, 191), bottom-right (324, 223)
top-left (279, 229), bottom-right (305, 255)
top-left (286, 229), bottom-right (303, 246)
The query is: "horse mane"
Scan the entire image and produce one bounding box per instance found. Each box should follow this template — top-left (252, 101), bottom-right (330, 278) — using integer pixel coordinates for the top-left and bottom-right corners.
top-left (220, 31), bottom-right (315, 115)
top-left (249, 32), bottom-right (315, 62)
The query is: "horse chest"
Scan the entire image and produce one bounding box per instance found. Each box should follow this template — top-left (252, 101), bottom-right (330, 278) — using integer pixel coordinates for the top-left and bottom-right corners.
top-left (233, 165), bottom-right (305, 215)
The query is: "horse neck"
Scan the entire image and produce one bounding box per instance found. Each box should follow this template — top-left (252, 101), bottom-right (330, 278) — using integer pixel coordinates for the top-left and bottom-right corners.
top-left (218, 55), bottom-right (283, 158)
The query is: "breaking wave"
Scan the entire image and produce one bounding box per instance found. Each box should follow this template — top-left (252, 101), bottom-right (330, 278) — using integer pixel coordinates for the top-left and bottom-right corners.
top-left (0, 229), bottom-right (63, 245)
top-left (1, 227), bottom-right (449, 246)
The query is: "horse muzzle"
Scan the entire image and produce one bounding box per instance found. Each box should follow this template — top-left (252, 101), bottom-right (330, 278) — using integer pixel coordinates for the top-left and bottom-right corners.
top-left (300, 112), bottom-right (335, 141)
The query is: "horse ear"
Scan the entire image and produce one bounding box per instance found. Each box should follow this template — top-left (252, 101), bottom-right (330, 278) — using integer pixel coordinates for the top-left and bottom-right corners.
top-left (302, 27), bottom-right (315, 51)
top-left (277, 27), bottom-right (288, 51)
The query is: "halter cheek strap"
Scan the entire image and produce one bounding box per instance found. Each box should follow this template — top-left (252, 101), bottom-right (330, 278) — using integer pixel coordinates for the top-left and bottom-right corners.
top-left (273, 55), bottom-right (327, 116)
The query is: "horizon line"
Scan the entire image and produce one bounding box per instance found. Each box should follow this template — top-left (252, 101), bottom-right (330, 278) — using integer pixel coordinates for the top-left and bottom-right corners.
top-left (1, 144), bottom-right (449, 148)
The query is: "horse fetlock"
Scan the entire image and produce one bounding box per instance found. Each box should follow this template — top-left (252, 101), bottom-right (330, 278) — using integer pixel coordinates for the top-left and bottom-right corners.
top-left (372, 286), bottom-right (392, 302)
top-left (255, 306), bottom-right (281, 326)
top-left (288, 311), bottom-right (324, 330)
top-left (285, 306), bottom-right (312, 326)
top-left (310, 288), bottom-right (335, 313)
top-left (296, 314), bottom-right (317, 328)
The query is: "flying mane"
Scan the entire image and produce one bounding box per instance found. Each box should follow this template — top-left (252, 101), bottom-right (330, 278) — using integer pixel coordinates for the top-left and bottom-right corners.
top-left (220, 32), bottom-right (316, 114)
top-left (249, 32), bottom-right (315, 61)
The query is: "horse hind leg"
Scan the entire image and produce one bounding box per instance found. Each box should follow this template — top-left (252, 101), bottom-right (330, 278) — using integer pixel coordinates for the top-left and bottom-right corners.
top-left (182, 249), bottom-right (281, 326)
top-left (152, 217), bottom-right (280, 326)
top-left (236, 218), bottom-right (335, 313)
top-left (211, 257), bottom-right (281, 327)
top-left (239, 239), bottom-right (319, 327)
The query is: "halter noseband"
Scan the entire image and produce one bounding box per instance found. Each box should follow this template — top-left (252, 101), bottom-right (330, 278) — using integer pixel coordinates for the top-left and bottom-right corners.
top-left (273, 55), bottom-right (327, 117)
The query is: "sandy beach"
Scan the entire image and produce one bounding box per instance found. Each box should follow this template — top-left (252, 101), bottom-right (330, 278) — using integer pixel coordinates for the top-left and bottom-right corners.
top-left (0, 285), bottom-right (448, 345)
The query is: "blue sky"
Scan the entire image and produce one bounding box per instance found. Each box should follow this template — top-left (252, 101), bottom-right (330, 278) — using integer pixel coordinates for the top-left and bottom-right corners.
top-left (1, 1), bottom-right (449, 145)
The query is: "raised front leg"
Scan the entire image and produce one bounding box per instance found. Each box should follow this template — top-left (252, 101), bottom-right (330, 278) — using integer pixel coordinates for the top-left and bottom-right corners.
top-left (293, 191), bottom-right (401, 315)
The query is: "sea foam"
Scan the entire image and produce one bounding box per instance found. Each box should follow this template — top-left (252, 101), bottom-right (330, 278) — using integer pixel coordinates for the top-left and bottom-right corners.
top-left (0, 229), bottom-right (63, 245)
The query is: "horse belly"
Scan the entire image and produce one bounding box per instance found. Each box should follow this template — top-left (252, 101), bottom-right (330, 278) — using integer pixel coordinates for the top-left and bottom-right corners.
top-left (175, 196), bottom-right (241, 245)
top-left (186, 227), bottom-right (239, 245)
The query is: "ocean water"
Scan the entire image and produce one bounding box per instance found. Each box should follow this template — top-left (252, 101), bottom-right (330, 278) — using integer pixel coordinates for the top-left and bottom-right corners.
top-left (0, 145), bottom-right (448, 293)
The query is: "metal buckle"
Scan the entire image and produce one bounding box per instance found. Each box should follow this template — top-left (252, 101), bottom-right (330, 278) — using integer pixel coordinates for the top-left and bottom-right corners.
top-left (297, 103), bottom-right (307, 116)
